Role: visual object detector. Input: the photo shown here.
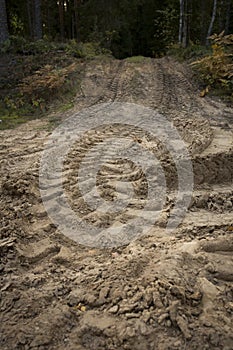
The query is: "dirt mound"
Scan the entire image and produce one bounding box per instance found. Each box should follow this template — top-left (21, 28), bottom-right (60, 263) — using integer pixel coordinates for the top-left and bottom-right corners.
top-left (0, 57), bottom-right (233, 350)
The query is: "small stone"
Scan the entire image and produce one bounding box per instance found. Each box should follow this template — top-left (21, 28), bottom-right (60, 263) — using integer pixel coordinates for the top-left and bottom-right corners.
top-left (174, 340), bottom-right (182, 347)
top-left (125, 312), bottom-right (140, 319)
top-left (158, 313), bottom-right (169, 325)
top-left (176, 315), bottom-right (192, 340)
top-left (136, 320), bottom-right (149, 335)
top-left (141, 310), bottom-right (151, 323)
top-left (206, 262), bottom-right (216, 273)
top-left (108, 305), bottom-right (119, 314)
top-left (99, 286), bottom-right (110, 300)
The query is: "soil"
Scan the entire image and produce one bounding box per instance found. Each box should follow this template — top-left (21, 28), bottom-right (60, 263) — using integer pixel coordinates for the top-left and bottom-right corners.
top-left (0, 56), bottom-right (233, 350)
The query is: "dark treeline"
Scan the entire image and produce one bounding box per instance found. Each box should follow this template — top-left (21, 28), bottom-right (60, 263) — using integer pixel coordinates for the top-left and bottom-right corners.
top-left (1, 0), bottom-right (233, 58)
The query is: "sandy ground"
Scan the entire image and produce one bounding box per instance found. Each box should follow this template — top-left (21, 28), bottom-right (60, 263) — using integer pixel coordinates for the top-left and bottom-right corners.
top-left (0, 57), bottom-right (233, 350)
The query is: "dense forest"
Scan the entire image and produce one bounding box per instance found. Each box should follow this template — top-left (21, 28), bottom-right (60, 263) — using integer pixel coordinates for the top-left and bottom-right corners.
top-left (1, 0), bottom-right (233, 58)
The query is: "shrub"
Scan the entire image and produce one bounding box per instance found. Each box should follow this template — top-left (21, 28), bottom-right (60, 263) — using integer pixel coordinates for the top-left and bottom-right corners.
top-left (19, 63), bottom-right (77, 103)
top-left (65, 40), bottom-right (111, 58)
top-left (191, 32), bottom-right (233, 94)
top-left (168, 44), bottom-right (210, 61)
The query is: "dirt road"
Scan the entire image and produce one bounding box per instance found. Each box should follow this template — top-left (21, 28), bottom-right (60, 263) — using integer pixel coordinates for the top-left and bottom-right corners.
top-left (0, 57), bottom-right (233, 349)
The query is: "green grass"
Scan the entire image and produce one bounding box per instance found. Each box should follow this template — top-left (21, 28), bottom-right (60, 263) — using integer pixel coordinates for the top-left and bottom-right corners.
top-left (125, 55), bottom-right (149, 63)
top-left (58, 102), bottom-right (74, 112)
top-left (0, 111), bottom-right (33, 130)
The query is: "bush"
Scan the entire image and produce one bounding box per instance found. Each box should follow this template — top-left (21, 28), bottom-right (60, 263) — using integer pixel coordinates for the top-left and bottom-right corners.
top-left (0, 36), bottom-right (112, 59)
top-left (0, 36), bottom-right (56, 54)
top-left (168, 44), bottom-right (210, 61)
top-left (65, 40), bottom-right (111, 58)
top-left (191, 32), bottom-right (233, 94)
top-left (19, 63), bottom-right (77, 103)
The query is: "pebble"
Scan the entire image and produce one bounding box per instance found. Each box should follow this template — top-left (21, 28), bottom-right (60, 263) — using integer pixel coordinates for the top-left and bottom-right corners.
top-left (158, 313), bottom-right (169, 324)
top-left (108, 305), bottom-right (119, 314)
top-left (174, 340), bottom-right (182, 347)
top-left (125, 312), bottom-right (140, 319)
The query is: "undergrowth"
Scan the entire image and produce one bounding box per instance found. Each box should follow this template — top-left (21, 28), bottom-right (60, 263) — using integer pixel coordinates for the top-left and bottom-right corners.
top-left (0, 38), bottom-right (112, 129)
top-left (168, 44), bottom-right (211, 61)
top-left (191, 32), bottom-right (233, 99)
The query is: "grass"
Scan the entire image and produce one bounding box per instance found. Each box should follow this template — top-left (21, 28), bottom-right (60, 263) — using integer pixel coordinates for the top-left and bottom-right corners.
top-left (125, 55), bottom-right (149, 63)
top-left (0, 111), bottom-right (33, 130)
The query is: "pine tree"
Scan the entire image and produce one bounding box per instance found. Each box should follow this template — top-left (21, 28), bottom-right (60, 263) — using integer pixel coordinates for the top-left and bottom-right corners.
top-left (33, 0), bottom-right (42, 39)
top-left (0, 0), bottom-right (9, 43)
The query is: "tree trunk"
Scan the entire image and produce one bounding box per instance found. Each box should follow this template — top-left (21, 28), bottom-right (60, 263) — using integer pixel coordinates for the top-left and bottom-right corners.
top-left (179, 0), bottom-right (189, 48)
top-left (33, 0), bottom-right (42, 40)
top-left (225, 0), bottom-right (231, 34)
top-left (58, 0), bottom-right (65, 41)
top-left (218, 0), bottom-right (224, 32)
top-left (182, 0), bottom-right (188, 48)
top-left (179, 0), bottom-right (184, 44)
top-left (74, 0), bottom-right (79, 41)
top-left (0, 0), bottom-right (9, 44)
top-left (206, 0), bottom-right (218, 46)
top-left (200, 1), bottom-right (207, 45)
top-left (27, 0), bottom-right (33, 39)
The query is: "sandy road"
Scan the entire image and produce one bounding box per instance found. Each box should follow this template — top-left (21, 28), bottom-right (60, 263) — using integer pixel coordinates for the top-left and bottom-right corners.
top-left (0, 57), bottom-right (233, 350)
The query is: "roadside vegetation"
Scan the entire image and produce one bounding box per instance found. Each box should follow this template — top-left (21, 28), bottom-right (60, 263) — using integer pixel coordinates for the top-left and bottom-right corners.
top-left (0, 39), bottom-right (111, 129)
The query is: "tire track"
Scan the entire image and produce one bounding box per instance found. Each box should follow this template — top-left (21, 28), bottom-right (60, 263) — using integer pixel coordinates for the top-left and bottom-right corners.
top-left (1, 57), bottom-right (233, 350)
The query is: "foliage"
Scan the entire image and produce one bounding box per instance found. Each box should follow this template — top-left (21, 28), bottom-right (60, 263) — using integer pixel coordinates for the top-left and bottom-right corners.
top-left (19, 63), bottom-right (77, 103)
top-left (1, 36), bottom-right (112, 59)
top-left (0, 48), bottom-right (84, 129)
top-left (153, 6), bottom-right (179, 55)
top-left (0, 36), bottom-right (56, 54)
top-left (191, 32), bottom-right (233, 94)
top-left (65, 40), bottom-right (111, 58)
top-left (168, 44), bottom-right (211, 61)
top-left (2, 0), bottom-right (233, 58)
top-left (9, 13), bottom-right (24, 35)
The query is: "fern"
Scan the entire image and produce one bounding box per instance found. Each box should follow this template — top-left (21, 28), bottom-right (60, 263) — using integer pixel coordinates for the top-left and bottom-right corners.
top-left (19, 63), bottom-right (77, 103)
top-left (191, 32), bottom-right (233, 95)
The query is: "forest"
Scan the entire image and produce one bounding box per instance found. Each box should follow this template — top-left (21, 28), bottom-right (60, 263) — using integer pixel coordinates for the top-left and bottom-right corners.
top-left (0, 0), bottom-right (232, 127)
top-left (1, 0), bottom-right (233, 58)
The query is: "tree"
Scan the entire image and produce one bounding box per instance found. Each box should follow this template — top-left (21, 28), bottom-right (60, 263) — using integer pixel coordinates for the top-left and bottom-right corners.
top-left (58, 0), bottom-right (65, 40)
top-left (225, 0), bottom-right (232, 34)
top-left (179, 0), bottom-right (189, 48)
top-left (0, 0), bottom-right (9, 43)
top-left (206, 0), bottom-right (218, 45)
top-left (27, 0), bottom-right (33, 38)
top-left (2, 0), bottom-right (233, 56)
top-left (33, 0), bottom-right (42, 39)
top-left (179, 0), bottom-right (184, 44)
top-left (74, 0), bottom-right (79, 40)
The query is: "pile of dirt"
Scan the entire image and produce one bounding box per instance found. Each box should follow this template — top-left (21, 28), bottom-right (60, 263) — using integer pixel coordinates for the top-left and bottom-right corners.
top-left (0, 57), bottom-right (233, 350)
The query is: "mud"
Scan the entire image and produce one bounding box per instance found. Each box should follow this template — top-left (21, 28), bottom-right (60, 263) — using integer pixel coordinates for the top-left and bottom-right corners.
top-left (0, 57), bottom-right (233, 350)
